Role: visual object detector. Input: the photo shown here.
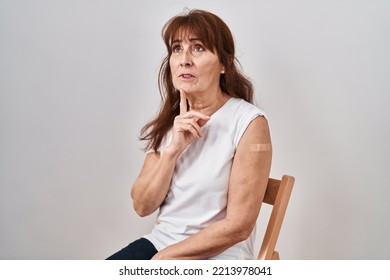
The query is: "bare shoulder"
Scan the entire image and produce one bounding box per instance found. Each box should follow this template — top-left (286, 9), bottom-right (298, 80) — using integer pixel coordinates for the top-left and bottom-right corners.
top-left (238, 116), bottom-right (271, 150)
top-left (232, 115), bottom-right (272, 178)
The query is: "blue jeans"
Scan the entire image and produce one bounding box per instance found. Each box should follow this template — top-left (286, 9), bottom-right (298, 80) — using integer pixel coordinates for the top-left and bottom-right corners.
top-left (106, 238), bottom-right (158, 260)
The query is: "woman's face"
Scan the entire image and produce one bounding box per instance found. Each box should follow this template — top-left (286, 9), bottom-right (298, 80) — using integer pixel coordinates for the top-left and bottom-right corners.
top-left (169, 33), bottom-right (224, 96)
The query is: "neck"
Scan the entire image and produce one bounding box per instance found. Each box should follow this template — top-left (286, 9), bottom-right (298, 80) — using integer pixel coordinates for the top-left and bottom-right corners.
top-left (187, 88), bottom-right (229, 116)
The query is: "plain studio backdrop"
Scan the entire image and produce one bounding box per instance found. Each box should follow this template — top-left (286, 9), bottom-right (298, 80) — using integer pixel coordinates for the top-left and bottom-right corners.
top-left (0, 0), bottom-right (389, 260)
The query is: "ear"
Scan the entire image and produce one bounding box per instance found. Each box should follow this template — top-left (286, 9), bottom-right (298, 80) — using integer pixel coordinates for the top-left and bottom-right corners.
top-left (221, 66), bottom-right (225, 74)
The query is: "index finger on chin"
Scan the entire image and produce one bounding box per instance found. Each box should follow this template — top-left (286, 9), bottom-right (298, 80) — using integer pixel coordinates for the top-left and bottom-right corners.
top-left (179, 89), bottom-right (187, 115)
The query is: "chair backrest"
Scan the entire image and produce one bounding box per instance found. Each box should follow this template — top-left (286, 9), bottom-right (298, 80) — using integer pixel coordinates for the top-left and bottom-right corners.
top-left (257, 175), bottom-right (294, 260)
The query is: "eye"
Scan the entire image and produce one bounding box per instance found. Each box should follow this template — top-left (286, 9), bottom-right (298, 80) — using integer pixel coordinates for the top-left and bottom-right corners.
top-left (193, 44), bottom-right (205, 52)
top-left (172, 44), bottom-right (182, 53)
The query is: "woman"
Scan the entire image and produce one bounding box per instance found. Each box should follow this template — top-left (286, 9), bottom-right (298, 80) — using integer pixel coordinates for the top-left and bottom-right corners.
top-left (107, 9), bottom-right (272, 260)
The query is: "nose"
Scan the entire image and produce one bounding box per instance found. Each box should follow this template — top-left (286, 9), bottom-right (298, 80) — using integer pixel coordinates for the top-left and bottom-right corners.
top-left (180, 49), bottom-right (193, 67)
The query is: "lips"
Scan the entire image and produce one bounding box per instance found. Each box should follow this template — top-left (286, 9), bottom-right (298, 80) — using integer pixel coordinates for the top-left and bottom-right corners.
top-left (179, 73), bottom-right (196, 79)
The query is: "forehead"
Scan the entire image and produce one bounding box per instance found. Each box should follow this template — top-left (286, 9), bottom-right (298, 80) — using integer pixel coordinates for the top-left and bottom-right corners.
top-left (172, 36), bottom-right (202, 44)
top-left (171, 27), bottom-right (206, 43)
top-left (170, 28), bottom-right (216, 55)
top-left (173, 28), bottom-right (198, 40)
top-left (167, 24), bottom-right (216, 53)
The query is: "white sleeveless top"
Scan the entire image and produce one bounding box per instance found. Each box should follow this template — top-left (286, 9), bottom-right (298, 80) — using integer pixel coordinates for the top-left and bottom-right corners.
top-left (143, 98), bottom-right (266, 259)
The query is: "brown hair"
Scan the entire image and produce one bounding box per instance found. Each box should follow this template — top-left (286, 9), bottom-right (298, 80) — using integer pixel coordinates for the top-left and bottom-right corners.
top-left (140, 9), bottom-right (254, 152)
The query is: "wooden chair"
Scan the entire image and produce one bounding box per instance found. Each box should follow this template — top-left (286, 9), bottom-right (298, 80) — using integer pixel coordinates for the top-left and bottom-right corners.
top-left (257, 175), bottom-right (295, 260)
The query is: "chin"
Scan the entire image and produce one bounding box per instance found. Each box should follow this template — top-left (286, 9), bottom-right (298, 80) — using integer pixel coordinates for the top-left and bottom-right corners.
top-left (176, 87), bottom-right (195, 94)
top-left (173, 82), bottom-right (197, 93)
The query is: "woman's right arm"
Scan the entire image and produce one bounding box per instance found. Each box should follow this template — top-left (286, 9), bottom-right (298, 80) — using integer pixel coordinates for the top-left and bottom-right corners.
top-left (131, 148), bottom-right (181, 217)
top-left (131, 90), bottom-right (209, 217)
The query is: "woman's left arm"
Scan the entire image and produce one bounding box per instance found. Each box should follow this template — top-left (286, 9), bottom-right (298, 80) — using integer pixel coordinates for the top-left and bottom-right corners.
top-left (152, 115), bottom-right (272, 259)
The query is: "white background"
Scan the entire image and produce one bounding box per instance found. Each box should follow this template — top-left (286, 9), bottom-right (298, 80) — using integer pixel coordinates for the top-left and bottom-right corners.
top-left (1, 0), bottom-right (389, 259)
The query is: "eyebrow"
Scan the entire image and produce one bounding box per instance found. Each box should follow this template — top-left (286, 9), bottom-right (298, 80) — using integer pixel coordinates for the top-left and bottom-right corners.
top-left (172, 37), bottom-right (202, 43)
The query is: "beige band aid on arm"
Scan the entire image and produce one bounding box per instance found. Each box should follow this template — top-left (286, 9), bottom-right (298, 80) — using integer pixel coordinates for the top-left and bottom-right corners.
top-left (249, 143), bottom-right (272, 152)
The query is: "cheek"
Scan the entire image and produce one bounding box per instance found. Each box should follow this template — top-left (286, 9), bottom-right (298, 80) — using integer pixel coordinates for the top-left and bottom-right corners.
top-left (203, 63), bottom-right (222, 78)
top-left (169, 56), bottom-right (178, 71)
top-left (169, 58), bottom-right (179, 87)
top-left (199, 56), bottom-right (222, 75)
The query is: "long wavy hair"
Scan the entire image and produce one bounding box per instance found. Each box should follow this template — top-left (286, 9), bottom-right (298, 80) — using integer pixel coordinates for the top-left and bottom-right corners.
top-left (140, 9), bottom-right (254, 152)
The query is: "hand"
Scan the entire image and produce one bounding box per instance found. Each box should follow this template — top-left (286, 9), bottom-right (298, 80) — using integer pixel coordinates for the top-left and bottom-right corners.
top-left (167, 89), bottom-right (210, 154)
top-left (151, 251), bottom-right (164, 260)
top-left (151, 245), bottom-right (177, 260)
